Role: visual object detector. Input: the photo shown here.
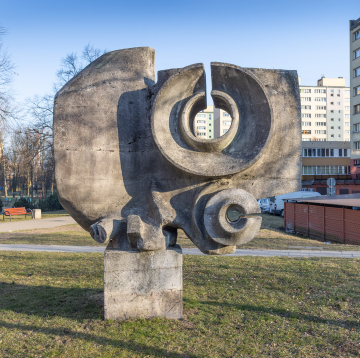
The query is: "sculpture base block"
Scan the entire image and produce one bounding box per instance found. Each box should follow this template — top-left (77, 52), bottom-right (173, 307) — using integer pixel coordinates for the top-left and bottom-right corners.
top-left (104, 245), bottom-right (182, 320)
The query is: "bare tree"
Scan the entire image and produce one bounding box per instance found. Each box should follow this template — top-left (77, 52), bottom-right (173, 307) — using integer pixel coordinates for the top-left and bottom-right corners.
top-left (0, 26), bottom-right (15, 125)
top-left (27, 45), bottom-right (106, 143)
top-left (21, 44), bottom-right (106, 196)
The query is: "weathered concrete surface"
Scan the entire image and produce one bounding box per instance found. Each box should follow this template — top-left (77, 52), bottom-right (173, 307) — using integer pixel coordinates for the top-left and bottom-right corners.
top-left (32, 209), bottom-right (41, 220)
top-left (54, 47), bottom-right (301, 254)
top-left (104, 245), bottom-right (182, 320)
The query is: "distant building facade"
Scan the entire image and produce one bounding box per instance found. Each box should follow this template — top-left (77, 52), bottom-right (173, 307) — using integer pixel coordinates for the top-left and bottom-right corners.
top-left (350, 17), bottom-right (360, 179)
top-left (301, 141), bottom-right (360, 194)
top-left (213, 108), bottom-right (232, 138)
top-left (194, 105), bottom-right (214, 139)
top-left (300, 77), bottom-right (351, 142)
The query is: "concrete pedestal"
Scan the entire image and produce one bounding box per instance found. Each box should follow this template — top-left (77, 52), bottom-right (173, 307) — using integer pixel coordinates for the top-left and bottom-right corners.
top-left (32, 209), bottom-right (41, 220)
top-left (104, 245), bottom-right (182, 320)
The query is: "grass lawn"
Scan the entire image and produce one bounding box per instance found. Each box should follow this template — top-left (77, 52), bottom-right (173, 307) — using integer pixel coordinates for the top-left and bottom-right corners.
top-left (1, 213), bottom-right (360, 252)
top-left (0, 252), bottom-right (359, 357)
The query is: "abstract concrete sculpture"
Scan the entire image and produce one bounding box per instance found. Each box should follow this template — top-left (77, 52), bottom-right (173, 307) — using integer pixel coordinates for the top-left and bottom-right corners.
top-left (53, 47), bottom-right (301, 319)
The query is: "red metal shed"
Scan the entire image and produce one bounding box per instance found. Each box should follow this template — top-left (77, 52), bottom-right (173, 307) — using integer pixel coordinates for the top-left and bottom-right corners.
top-left (284, 193), bottom-right (360, 245)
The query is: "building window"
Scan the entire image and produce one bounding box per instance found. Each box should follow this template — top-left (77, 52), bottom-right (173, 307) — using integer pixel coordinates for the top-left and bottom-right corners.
top-left (302, 130), bottom-right (311, 135)
top-left (302, 166), bottom-right (350, 175)
top-left (315, 97), bottom-right (326, 102)
top-left (303, 148), bottom-right (338, 157)
top-left (302, 122), bottom-right (311, 126)
top-left (315, 114), bottom-right (325, 118)
top-left (345, 106), bottom-right (350, 110)
top-left (223, 129), bottom-right (228, 134)
top-left (331, 134), bottom-right (334, 138)
top-left (315, 89), bottom-right (326, 93)
top-left (338, 126), bottom-right (341, 129)
top-left (315, 122), bottom-right (326, 126)
top-left (197, 126), bottom-right (206, 130)
top-left (300, 89), bottom-right (311, 93)
top-left (354, 123), bottom-right (360, 132)
top-left (301, 105), bottom-right (311, 109)
top-left (354, 85), bottom-right (360, 96)
top-left (331, 118), bottom-right (334, 121)
top-left (355, 48), bottom-right (360, 60)
top-left (354, 104), bottom-right (360, 115)
top-left (355, 141), bottom-right (360, 150)
top-left (222, 121), bottom-right (231, 126)
top-left (330, 102), bottom-right (334, 105)
top-left (354, 29), bottom-right (360, 41)
top-left (315, 130), bottom-right (326, 134)
top-left (301, 97), bottom-right (311, 102)
top-left (344, 149), bottom-right (348, 156)
top-left (197, 120), bottom-right (206, 123)
top-left (331, 126), bottom-right (334, 129)
top-left (316, 106), bottom-right (326, 110)
top-left (302, 113), bottom-right (311, 118)
top-left (345, 122), bottom-right (350, 127)
top-left (196, 114), bottom-right (206, 118)
top-left (354, 67), bottom-right (360, 78)
top-left (345, 98), bottom-right (350, 102)
top-left (345, 114), bottom-right (350, 118)
top-left (223, 113), bottom-right (230, 117)
top-left (345, 130), bottom-right (350, 134)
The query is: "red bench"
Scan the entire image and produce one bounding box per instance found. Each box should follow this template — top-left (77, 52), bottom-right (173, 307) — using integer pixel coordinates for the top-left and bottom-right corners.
top-left (3, 207), bottom-right (30, 221)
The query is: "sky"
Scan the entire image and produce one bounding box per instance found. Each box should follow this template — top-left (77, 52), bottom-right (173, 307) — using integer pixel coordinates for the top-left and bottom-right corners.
top-left (2, 0), bottom-right (360, 110)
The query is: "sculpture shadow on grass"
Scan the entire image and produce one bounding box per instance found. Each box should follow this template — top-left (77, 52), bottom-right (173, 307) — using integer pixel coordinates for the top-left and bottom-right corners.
top-left (0, 320), bottom-right (198, 358)
top-left (189, 299), bottom-right (360, 330)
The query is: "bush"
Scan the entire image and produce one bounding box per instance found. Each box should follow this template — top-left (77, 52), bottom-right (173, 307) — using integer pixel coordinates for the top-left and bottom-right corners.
top-left (13, 197), bottom-right (35, 210)
top-left (37, 193), bottom-right (63, 212)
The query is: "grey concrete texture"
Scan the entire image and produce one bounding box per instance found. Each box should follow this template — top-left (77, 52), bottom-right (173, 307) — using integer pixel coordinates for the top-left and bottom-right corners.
top-left (1, 244), bottom-right (360, 258)
top-left (104, 246), bottom-right (182, 320)
top-left (54, 47), bottom-right (301, 255)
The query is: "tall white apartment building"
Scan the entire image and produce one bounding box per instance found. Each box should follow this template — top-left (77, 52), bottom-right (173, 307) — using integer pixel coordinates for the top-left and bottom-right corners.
top-left (300, 77), bottom-right (351, 142)
top-left (213, 108), bottom-right (232, 137)
top-left (350, 17), bottom-right (360, 178)
top-left (193, 105), bottom-right (214, 139)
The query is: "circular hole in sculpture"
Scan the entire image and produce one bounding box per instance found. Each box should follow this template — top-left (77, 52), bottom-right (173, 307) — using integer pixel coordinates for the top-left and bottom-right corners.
top-left (225, 205), bottom-right (247, 230)
top-left (193, 107), bottom-right (232, 140)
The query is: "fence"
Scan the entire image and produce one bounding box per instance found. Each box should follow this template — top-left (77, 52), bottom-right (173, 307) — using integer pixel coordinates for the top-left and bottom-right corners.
top-left (284, 202), bottom-right (360, 245)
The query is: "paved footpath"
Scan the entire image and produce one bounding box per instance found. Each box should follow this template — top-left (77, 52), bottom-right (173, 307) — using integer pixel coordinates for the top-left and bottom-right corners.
top-left (0, 217), bottom-right (359, 257)
top-left (0, 216), bottom-right (76, 233)
top-left (0, 244), bottom-right (359, 258)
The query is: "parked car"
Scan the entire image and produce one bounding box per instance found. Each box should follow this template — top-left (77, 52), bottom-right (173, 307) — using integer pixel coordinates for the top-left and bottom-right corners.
top-left (269, 191), bottom-right (322, 216)
top-left (257, 198), bottom-right (270, 213)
